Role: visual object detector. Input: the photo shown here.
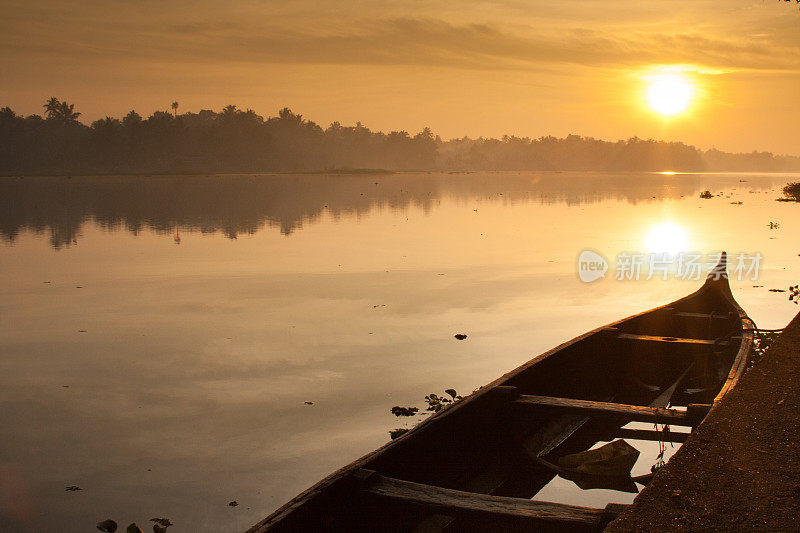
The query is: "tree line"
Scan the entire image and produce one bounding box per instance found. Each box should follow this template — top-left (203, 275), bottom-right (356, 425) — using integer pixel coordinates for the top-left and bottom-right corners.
top-left (1, 98), bottom-right (798, 175)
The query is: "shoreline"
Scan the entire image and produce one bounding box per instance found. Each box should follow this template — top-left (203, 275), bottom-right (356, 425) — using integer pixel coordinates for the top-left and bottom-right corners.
top-left (1, 169), bottom-right (798, 180)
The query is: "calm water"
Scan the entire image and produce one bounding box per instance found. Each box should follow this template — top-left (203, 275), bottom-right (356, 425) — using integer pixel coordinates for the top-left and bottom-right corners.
top-left (1, 172), bottom-right (798, 532)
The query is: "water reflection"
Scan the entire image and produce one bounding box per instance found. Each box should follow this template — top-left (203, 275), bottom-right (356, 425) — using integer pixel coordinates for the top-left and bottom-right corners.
top-left (0, 171), bottom-right (797, 532)
top-left (0, 172), bottom-right (769, 249)
top-left (644, 222), bottom-right (689, 254)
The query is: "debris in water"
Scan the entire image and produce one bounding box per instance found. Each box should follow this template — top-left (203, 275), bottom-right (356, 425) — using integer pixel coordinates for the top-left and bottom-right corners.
top-left (391, 406), bottom-right (419, 417)
top-left (78, 330), bottom-right (87, 333)
top-left (96, 519), bottom-right (117, 532)
top-left (699, 190), bottom-right (713, 199)
top-left (126, 524), bottom-right (143, 533)
top-left (304, 401), bottom-right (314, 405)
top-left (372, 304), bottom-right (386, 308)
top-left (781, 182), bottom-right (800, 202)
top-left (769, 289), bottom-right (787, 293)
top-left (454, 333), bottom-right (467, 340)
top-left (149, 518), bottom-right (173, 530)
top-left (389, 428), bottom-right (410, 440)
top-left (425, 391), bottom-right (461, 412)
top-left (65, 485), bottom-right (82, 491)
top-left (228, 501), bottom-right (239, 507)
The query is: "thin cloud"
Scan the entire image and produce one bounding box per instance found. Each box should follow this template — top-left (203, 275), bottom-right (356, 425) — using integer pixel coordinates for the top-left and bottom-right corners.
top-left (2, 8), bottom-right (799, 73)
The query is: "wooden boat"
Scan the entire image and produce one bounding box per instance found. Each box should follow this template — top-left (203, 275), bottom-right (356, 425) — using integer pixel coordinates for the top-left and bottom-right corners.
top-left (247, 252), bottom-right (753, 533)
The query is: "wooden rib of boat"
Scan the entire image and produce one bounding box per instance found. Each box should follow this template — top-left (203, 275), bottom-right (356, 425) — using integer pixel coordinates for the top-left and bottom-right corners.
top-left (247, 252), bottom-right (754, 533)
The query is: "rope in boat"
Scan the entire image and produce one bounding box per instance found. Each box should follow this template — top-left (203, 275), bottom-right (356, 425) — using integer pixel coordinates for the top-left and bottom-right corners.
top-left (712, 314), bottom-right (784, 372)
top-left (705, 313), bottom-right (783, 360)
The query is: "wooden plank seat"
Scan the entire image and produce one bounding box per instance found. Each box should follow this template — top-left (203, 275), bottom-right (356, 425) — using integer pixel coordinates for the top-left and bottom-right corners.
top-left (354, 469), bottom-right (628, 527)
top-left (514, 395), bottom-right (700, 425)
top-left (673, 311), bottom-right (735, 320)
top-left (613, 427), bottom-right (690, 443)
top-left (617, 333), bottom-right (721, 345)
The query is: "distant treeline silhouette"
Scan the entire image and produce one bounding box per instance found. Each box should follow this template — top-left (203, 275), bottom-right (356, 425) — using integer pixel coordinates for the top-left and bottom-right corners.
top-left (1, 98), bottom-right (798, 175)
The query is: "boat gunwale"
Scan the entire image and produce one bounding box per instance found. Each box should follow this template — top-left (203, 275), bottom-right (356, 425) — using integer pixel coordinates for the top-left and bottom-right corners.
top-left (706, 260), bottom-right (755, 403)
top-left (246, 253), bottom-right (751, 533)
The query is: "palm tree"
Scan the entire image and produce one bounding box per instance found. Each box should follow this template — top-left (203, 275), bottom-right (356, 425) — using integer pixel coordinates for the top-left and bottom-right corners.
top-left (43, 97), bottom-right (61, 120)
top-left (122, 110), bottom-right (142, 127)
top-left (171, 101), bottom-right (179, 117)
top-left (221, 104), bottom-right (238, 117)
top-left (0, 107), bottom-right (16, 120)
top-left (278, 107), bottom-right (303, 124)
top-left (58, 101), bottom-right (81, 122)
top-left (43, 98), bottom-right (80, 122)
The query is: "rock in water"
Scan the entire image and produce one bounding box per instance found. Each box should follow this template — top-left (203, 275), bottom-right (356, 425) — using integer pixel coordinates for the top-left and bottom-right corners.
top-left (96, 520), bottom-right (117, 532)
top-left (557, 439), bottom-right (639, 476)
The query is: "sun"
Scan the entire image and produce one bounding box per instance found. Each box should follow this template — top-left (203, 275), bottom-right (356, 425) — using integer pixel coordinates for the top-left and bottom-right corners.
top-left (645, 73), bottom-right (694, 116)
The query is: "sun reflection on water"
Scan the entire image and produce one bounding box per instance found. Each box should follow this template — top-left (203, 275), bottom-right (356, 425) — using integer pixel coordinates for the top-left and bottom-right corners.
top-left (645, 222), bottom-right (689, 254)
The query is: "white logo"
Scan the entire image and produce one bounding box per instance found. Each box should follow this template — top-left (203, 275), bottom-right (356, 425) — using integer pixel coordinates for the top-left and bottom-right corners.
top-left (578, 250), bottom-right (609, 283)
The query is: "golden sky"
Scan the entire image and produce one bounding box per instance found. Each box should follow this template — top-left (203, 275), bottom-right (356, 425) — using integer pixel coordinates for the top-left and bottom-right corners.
top-left (2, 0), bottom-right (799, 154)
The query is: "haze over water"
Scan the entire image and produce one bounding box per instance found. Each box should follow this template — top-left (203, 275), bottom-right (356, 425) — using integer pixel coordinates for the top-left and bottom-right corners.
top-left (1, 171), bottom-right (798, 531)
